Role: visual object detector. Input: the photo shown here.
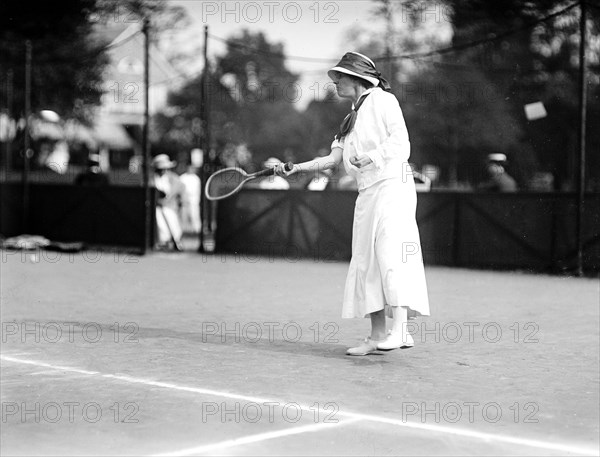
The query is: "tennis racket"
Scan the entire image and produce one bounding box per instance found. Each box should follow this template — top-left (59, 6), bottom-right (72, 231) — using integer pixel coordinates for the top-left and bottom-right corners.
top-left (205, 162), bottom-right (294, 201)
top-left (157, 206), bottom-right (183, 251)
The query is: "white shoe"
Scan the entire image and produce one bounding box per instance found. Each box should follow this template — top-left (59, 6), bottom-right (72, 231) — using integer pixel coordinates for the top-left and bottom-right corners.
top-left (346, 337), bottom-right (380, 356)
top-left (376, 331), bottom-right (414, 351)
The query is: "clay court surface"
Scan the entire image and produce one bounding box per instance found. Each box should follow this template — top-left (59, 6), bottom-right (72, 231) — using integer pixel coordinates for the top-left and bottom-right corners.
top-left (1, 248), bottom-right (599, 456)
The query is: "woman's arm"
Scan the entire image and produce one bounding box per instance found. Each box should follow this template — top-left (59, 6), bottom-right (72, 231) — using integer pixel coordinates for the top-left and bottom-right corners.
top-left (276, 147), bottom-right (343, 176)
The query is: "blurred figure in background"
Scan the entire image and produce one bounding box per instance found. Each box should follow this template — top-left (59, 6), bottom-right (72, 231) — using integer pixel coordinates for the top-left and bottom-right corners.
top-left (44, 140), bottom-right (70, 174)
top-left (337, 174), bottom-right (359, 190)
top-left (74, 153), bottom-right (109, 186)
top-left (409, 163), bottom-right (432, 192)
top-left (306, 167), bottom-right (332, 191)
top-left (478, 153), bottom-right (518, 192)
top-left (258, 157), bottom-right (290, 190)
top-left (152, 154), bottom-right (186, 251)
top-left (179, 164), bottom-right (202, 235)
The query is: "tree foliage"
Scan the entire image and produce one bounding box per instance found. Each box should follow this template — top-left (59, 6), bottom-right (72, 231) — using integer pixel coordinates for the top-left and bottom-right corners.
top-left (0, 0), bottom-right (111, 121)
top-left (159, 1), bottom-right (599, 189)
top-left (0, 0), bottom-right (188, 123)
top-left (164, 29), bottom-right (313, 168)
top-left (343, 0), bottom-right (599, 189)
top-left (445, 0), bottom-right (600, 189)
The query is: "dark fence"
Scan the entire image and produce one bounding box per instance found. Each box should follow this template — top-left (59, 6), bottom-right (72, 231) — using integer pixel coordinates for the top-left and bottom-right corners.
top-left (2, 183), bottom-right (598, 272)
top-left (216, 189), bottom-right (600, 273)
top-left (0, 183), bottom-right (153, 251)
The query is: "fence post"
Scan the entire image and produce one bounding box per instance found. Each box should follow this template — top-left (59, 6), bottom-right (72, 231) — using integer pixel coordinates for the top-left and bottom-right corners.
top-left (452, 193), bottom-right (461, 266)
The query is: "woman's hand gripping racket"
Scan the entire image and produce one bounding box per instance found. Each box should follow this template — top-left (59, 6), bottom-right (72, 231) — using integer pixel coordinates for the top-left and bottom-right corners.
top-left (205, 162), bottom-right (294, 201)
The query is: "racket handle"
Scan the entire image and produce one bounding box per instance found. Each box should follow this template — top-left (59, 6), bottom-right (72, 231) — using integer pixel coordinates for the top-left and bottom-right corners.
top-left (273, 161), bottom-right (294, 175)
top-left (258, 161), bottom-right (294, 177)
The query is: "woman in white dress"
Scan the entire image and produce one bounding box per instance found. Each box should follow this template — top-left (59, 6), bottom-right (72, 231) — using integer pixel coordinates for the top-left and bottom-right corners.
top-left (276, 51), bottom-right (430, 356)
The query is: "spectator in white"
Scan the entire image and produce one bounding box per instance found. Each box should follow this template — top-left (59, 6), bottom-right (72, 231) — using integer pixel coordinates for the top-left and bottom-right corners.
top-left (152, 154), bottom-right (186, 250)
top-left (478, 153), bottom-right (518, 192)
top-left (306, 166), bottom-right (332, 191)
top-left (45, 140), bottom-right (70, 174)
top-left (179, 165), bottom-right (202, 235)
top-left (258, 157), bottom-right (290, 190)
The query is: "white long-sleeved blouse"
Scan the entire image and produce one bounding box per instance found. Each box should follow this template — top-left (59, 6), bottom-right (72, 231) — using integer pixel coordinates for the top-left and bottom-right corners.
top-left (332, 87), bottom-right (414, 191)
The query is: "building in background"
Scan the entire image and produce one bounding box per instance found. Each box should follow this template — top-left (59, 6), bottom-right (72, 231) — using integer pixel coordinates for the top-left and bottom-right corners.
top-left (94, 23), bottom-right (178, 175)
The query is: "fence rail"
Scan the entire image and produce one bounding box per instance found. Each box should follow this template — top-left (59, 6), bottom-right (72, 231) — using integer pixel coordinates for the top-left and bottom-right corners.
top-left (1, 184), bottom-right (598, 272)
top-left (0, 183), bottom-right (153, 251)
top-left (216, 189), bottom-right (600, 272)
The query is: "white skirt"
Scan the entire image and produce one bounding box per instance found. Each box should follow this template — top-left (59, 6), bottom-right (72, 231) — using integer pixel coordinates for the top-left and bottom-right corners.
top-left (342, 178), bottom-right (430, 318)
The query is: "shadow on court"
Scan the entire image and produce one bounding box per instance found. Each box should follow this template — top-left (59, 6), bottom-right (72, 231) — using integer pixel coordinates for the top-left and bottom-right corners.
top-left (1, 250), bottom-right (598, 456)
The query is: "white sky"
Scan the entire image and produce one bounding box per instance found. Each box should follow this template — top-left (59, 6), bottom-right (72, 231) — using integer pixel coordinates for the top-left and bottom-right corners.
top-left (169, 1), bottom-right (387, 108)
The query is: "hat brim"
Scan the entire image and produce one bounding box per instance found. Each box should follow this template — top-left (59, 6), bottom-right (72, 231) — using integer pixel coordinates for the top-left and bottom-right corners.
top-left (328, 67), bottom-right (379, 87)
top-left (154, 161), bottom-right (176, 169)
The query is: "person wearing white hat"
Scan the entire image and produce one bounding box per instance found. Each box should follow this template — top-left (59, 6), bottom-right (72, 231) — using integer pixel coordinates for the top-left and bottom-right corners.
top-left (258, 157), bottom-right (290, 190)
top-left (276, 51), bottom-right (430, 356)
top-left (478, 153), bottom-right (518, 192)
top-left (152, 154), bottom-right (186, 250)
top-left (487, 153), bottom-right (507, 163)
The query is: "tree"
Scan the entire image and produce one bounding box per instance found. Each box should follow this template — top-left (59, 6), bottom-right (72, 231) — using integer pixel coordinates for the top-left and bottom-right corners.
top-left (446, 0), bottom-right (600, 189)
top-left (0, 0), bottom-right (189, 123)
top-left (340, 1), bottom-right (528, 187)
top-left (0, 0), bottom-right (112, 121)
top-left (215, 30), bottom-right (306, 165)
top-left (301, 88), bottom-right (349, 159)
top-left (341, 0), bottom-right (599, 189)
top-left (97, 0), bottom-right (191, 66)
top-left (368, 0), bottom-right (454, 85)
top-left (401, 65), bottom-right (535, 186)
top-left (164, 30), bottom-right (308, 168)
top-left (157, 70), bottom-right (239, 164)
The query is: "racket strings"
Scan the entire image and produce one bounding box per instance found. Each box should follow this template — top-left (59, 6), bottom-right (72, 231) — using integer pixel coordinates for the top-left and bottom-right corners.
top-left (206, 168), bottom-right (247, 199)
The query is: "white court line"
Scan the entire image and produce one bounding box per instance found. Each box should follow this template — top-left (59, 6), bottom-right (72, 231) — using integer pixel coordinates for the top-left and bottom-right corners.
top-left (153, 419), bottom-right (361, 456)
top-left (1, 356), bottom-right (100, 375)
top-left (2, 355), bottom-right (598, 456)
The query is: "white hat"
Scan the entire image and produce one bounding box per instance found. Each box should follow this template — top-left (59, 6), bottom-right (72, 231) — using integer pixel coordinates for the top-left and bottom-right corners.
top-left (487, 153), bottom-right (507, 163)
top-left (152, 154), bottom-right (176, 169)
top-left (262, 157), bottom-right (282, 168)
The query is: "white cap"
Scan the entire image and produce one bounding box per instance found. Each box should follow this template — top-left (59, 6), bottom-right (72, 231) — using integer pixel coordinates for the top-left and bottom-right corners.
top-left (487, 153), bottom-right (507, 163)
top-left (263, 157), bottom-right (282, 168)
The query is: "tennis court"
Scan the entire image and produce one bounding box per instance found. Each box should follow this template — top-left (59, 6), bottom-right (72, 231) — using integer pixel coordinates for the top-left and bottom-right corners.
top-left (1, 248), bottom-right (598, 456)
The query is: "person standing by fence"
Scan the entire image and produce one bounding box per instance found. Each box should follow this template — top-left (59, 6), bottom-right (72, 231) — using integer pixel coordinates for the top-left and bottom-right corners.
top-left (152, 154), bottom-right (186, 251)
top-left (179, 165), bottom-right (202, 235)
top-left (478, 153), bottom-right (518, 192)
